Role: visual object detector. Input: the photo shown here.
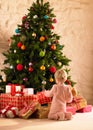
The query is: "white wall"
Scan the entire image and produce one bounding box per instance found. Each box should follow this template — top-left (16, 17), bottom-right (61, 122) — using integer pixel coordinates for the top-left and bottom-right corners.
top-left (0, 0), bottom-right (93, 104)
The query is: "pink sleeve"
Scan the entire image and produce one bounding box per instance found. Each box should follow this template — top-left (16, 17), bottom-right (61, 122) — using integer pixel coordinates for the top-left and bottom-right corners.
top-left (66, 87), bottom-right (73, 103)
top-left (44, 85), bottom-right (56, 97)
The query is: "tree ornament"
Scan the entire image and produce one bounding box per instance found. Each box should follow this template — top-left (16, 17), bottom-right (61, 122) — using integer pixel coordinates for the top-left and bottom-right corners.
top-left (14, 50), bottom-right (16, 53)
top-left (28, 67), bottom-right (33, 72)
top-left (16, 64), bottom-right (23, 71)
top-left (16, 60), bottom-right (20, 64)
top-left (59, 45), bottom-right (63, 49)
top-left (49, 66), bottom-right (56, 73)
top-left (21, 45), bottom-right (26, 50)
top-left (17, 42), bottom-right (22, 48)
top-left (39, 50), bottom-right (45, 57)
top-left (50, 25), bottom-right (55, 29)
top-left (44, 15), bottom-right (49, 19)
top-left (53, 18), bottom-right (57, 23)
top-left (57, 62), bottom-right (62, 66)
top-left (22, 15), bottom-right (27, 21)
top-left (40, 28), bottom-right (43, 31)
top-left (49, 77), bottom-right (54, 82)
top-left (15, 29), bottom-right (19, 34)
top-left (10, 65), bottom-right (13, 69)
top-left (23, 77), bottom-right (28, 81)
top-left (40, 65), bottom-right (45, 70)
top-left (33, 15), bottom-right (38, 19)
top-left (65, 80), bottom-right (71, 85)
top-left (42, 80), bottom-right (46, 85)
top-left (29, 62), bottom-right (33, 66)
top-left (39, 36), bottom-right (45, 42)
top-left (20, 35), bottom-right (26, 42)
top-left (50, 44), bottom-right (56, 50)
top-left (32, 32), bottom-right (36, 37)
top-left (48, 42), bottom-right (51, 45)
top-left (24, 22), bottom-right (29, 29)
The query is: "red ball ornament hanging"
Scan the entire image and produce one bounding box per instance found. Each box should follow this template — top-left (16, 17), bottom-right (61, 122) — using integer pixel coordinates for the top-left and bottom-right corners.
top-left (50, 25), bottom-right (55, 29)
top-left (22, 15), bottom-right (26, 21)
top-left (50, 44), bottom-right (56, 50)
top-left (65, 80), bottom-right (71, 85)
top-left (53, 18), bottom-right (57, 23)
top-left (28, 67), bottom-right (33, 72)
top-left (16, 64), bottom-right (23, 71)
top-left (17, 42), bottom-right (22, 48)
top-left (49, 66), bottom-right (56, 73)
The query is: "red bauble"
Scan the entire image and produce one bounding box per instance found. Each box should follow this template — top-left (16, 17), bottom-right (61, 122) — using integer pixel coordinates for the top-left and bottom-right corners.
top-left (17, 42), bottom-right (22, 48)
top-left (51, 25), bottom-right (55, 29)
top-left (16, 64), bottom-right (23, 71)
top-left (28, 67), bottom-right (33, 72)
top-left (53, 18), bottom-right (57, 23)
top-left (50, 44), bottom-right (56, 50)
top-left (49, 66), bottom-right (56, 73)
top-left (22, 15), bottom-right (26, 20)
top-left (65, 80), bottom-right (71, 85)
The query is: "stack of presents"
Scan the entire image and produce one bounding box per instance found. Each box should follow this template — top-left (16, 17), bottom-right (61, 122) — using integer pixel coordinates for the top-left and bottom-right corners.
top-left (0, 84), bottom-right (92, 119)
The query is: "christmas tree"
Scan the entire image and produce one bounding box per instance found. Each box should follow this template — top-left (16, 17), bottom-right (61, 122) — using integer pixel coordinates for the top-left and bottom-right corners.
top-left (0, 0), bottom-right (75, 93)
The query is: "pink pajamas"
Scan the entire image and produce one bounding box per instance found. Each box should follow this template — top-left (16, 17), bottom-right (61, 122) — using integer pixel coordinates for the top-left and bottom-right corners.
top-left (45, 84), bottom-right (73, 120)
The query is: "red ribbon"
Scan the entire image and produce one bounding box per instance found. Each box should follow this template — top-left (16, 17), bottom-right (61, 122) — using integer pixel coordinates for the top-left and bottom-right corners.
top-left (1, 105), bottom-right (13, 115)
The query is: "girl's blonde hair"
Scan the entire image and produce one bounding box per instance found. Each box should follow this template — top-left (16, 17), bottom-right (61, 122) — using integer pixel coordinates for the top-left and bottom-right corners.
top-left (54, 69), bottom-right (67, 82)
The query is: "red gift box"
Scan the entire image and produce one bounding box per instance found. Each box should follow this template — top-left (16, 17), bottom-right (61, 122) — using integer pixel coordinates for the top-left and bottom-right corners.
top-left (77, 105), bottom-right (92, 113)
top-left (67, 95), bottom-right (87, 111)
top-left (66, 106), bottom-right (76, 115)
top-left (36, 91), bottom-right (52, 104)
top-left (0, 105), bottom-right (18, 118)
top-left (0, 93), bottom-right (37, 110)
top-left (6, 84), bottom-right (25, 96)
top-left (18, 101), bottom-right (40, 119)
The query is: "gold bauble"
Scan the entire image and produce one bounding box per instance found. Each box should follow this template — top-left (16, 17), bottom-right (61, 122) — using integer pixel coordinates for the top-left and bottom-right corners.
top-left (40, 65), bottom-right (45, 70)
top-left (39, 36), bottom-right (45, 42)
top-left (21, 45), bottom-right (26, 50)
top-left (49, 77), bottom-right (54, 82)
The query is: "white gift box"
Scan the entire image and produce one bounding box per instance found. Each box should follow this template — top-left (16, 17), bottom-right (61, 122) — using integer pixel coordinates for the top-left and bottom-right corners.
top-left (23, 88), bottom-right (34, 95)
top-left (5, 84), bottom-right (24, 96)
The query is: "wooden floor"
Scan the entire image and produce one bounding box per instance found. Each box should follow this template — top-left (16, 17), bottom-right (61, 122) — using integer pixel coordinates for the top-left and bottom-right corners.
top-left (0, 110), bottom-right (93, 130)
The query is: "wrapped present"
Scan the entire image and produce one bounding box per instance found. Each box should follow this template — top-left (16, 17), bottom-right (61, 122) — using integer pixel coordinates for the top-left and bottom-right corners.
top-left (0, 105), bottom-right (18, 118)
top-left (36, 91), bottom-right (52, 104)
top-left (6, 84), bottom-right (25, 96)
top-left (67, 95), bottom-right (87, 111)
top-left (77, 105), bottom-right (92, 113)
top-left (32, 104), bottom-right (50, 119)
top-left (23, 88), bottom-right (34, 95)
top-left (18, 101), bottom-right (40, 119)
top-left (0, 93), bottom-right (37, 110)
top-left (66, 106), bottom-right (76, 115)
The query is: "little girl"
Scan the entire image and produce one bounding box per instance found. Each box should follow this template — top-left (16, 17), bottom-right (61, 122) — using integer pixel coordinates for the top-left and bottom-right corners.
top-left (45, 68), bottom-right (73, 121)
